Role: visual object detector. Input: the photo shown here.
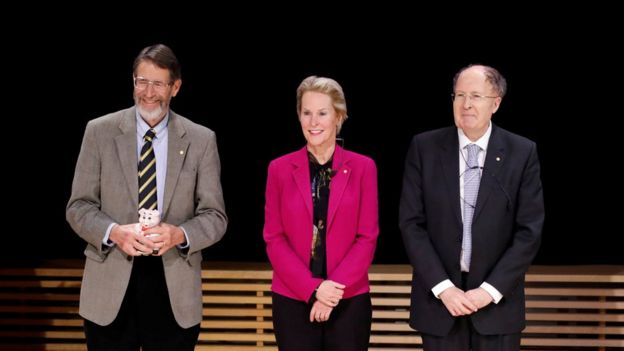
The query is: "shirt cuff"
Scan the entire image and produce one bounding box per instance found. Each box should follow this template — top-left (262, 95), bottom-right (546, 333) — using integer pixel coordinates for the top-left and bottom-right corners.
top-left (177, 226), bottom-right (190, 249)
top-left (480, 282), bottom-right (503, 304)
top-left (432, 279), bottom-right (455, 298)
top-left (102, 223), bottom-right (117, 247)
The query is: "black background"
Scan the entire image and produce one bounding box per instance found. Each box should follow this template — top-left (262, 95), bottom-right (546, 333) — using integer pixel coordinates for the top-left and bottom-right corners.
top-left (5, 18), bottom-right (622, 265)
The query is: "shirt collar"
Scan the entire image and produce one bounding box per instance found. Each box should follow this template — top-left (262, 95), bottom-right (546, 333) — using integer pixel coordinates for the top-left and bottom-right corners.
top-left (136, 111), bottom-right (169, 139)
top-left (458, 121), bottom-right (492, 151)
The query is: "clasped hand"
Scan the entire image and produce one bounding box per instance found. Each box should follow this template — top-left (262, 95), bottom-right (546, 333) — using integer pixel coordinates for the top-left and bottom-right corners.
top-left (309, 280), bottom-right (345, 323)
top-left (439, 286), bottom-right (493, 317)
top-left (110, 223), bottom-right (186, 257)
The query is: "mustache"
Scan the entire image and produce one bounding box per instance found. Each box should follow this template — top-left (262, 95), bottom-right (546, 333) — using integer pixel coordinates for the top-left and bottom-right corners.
top-left (134, 95), bottom-right (168, 122)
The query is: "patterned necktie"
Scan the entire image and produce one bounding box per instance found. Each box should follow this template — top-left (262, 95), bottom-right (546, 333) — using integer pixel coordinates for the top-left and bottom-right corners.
top-left (138, 129), bottom-right (157, 210)
top-left (461, 143), bottom-right (480, 272)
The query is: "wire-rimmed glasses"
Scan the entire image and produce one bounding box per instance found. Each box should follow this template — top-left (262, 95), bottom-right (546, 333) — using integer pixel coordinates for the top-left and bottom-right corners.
top-left (133, 76), bottom-right (172, 92)
top-left (451, 92), bottom-right (498, 103)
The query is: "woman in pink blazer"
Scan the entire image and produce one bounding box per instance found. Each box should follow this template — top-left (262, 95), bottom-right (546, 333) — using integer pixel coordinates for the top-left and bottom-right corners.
top-left (263, 76), bottom-right (379, 351)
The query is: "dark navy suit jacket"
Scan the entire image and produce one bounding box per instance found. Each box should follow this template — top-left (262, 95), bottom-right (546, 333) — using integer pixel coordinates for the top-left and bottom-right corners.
top-left (399, 124), bottom-right (544, 336)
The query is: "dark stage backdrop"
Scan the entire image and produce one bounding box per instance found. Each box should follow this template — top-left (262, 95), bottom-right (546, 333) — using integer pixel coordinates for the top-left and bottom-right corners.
top-left (6, 26), bottom-right (621, 265)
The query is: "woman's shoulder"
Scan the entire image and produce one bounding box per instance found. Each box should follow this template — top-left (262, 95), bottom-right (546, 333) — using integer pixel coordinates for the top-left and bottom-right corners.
top-left (268, 147), bottom-right (306, 169)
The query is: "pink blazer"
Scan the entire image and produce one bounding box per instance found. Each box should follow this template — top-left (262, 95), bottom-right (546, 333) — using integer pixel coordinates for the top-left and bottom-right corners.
top-left (263, 145), bottom-right (379, 302)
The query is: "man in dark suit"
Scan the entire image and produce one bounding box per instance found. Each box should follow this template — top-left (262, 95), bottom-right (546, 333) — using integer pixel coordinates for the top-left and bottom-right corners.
top-left (67, 44), bottom-right (227, 350)
top-left (399, 64), bottom-right (544, 351)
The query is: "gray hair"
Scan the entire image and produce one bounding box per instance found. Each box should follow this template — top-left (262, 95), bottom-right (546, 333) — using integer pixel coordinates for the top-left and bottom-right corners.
top-left (453, 64), bottom-right (507, 97)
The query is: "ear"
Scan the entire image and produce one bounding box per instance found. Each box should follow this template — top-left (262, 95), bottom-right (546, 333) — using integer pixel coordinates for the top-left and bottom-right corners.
top-left (171, 79), bottom-right (182, 97)
top-left (336, 114), bottom-right (345, 131)
top-left (492, 97), bottom-right (502, 113)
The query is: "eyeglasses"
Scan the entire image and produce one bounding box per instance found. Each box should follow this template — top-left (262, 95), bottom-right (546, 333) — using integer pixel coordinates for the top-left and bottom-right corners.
top-left (451, 92), bottom-right (498, 103)
top-left (133, 76), bottom-right (172, 92)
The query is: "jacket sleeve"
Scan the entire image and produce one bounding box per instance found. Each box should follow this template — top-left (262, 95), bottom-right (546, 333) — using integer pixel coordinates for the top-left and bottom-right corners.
top-left (66, 120), bottom-right (116, 256)
top-left (483, 141), bottom-right (544, 296)
top-left (177, 132), bottom-right (228, 256)
top-left (399, 136), bottom-right (450, 291)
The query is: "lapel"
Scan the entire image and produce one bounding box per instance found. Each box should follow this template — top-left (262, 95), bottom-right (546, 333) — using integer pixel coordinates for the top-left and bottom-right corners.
top-left (327, 145), bottom-right (351, 231)
top-left (439, 128), bottom-right (462, 224)
top-left (474, 124), bottom-right (505, 220)
top-left (115, 108), bottom-right (139, 210)
top-left (291, 147), bottom-right (313, 220)
top-left (162, 112), bottom-right (190, 218)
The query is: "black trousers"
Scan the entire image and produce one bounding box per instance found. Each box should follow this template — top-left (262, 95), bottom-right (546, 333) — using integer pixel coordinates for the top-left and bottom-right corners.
top-left (421, 273), bottom-right (521, 351)
top-left (84, 256), bottom-right (200, 351)
top-left (272, 292), bottom-right (372, 351)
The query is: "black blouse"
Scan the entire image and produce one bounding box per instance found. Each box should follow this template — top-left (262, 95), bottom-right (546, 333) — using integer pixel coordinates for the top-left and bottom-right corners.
top-left (308, 151), bottom-right (334, 279)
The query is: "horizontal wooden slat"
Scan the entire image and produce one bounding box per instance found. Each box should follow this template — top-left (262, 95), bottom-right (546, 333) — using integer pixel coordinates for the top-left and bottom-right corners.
top-left (0, 293), bottom-right (79, 301)
top-left (0, 330), bottom-right (84, 339)
top-left (0, 318), bottom-right (82, 327)
top-left (199, 332), bottom-right (275, 342)
top-left (202, 271), bottom-right (272, 280)
top-left (525, 265), bottom-right (624, 283)
top-left (0, 268), bottom-right (82, 277)
top-left (203, 295), bottom-right (271, 304)
top-left (371, 297), bottom-right (411, 306)
top-left (525, 287), bottom-right (624, 296)
top-left (202, 283), bottom-right (271, 291)
top-left (372, 322), bottom-right (413, 331)
top-left (0, 280), bottom-right (81, 288)
top-left (373, 310), bottom-right (410, 319)
top-left (524, 325), bottom-right (624, 335)
top-left (521, 338), bottom-right (624, 347)
top-left (526, 312), bottom-right (624, 322)
top-left (526, 300), bottom-right (624, 309)
top-left (203, 308), bottom-right (272, 317)
top-left (369, 334), bottom-right (422, 344)
top-left (201, 320), bottom-right (273, 329)
top-left (1, 261), bottom-right (622, 350)
top-left (370, 285), bottom-right (411, 293)
top-left (0, 344), bottom-right (86, 351)
top-left (0, 305), bottom-right (78, 313)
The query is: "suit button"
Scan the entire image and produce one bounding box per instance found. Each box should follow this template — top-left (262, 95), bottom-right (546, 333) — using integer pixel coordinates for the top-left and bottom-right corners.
top-left (127, 255), bottom-right (133, 261)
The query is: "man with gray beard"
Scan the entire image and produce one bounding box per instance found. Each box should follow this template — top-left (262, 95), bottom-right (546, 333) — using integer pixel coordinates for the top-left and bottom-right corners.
top-left (67, 44), bottom-right (228, 350)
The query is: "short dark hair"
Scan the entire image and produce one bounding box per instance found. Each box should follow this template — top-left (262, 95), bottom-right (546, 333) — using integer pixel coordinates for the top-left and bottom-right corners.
top-left (132, 44), bottom-right (181, 83)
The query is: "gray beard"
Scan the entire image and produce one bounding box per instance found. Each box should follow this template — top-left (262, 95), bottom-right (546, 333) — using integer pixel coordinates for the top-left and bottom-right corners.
top-left (137, 104), bottom-right (164, 124)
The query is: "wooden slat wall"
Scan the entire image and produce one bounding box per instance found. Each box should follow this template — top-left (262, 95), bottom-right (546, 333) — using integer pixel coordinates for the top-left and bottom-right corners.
top-left (0, 261), bottom-right (83, 351)
top-left (0, 261), bottom-right (622, 350)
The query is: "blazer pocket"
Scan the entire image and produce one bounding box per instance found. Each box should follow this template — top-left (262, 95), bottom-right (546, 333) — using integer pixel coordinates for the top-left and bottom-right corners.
top-left (84, 245), bottom-right (107, 263)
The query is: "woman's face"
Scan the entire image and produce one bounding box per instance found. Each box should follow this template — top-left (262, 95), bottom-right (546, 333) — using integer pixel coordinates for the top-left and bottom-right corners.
top-left (299, 91), bottom-right (340, 149)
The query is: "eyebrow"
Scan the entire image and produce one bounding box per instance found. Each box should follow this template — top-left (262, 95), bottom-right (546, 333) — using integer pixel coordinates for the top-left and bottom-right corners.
top-left (302, 108), bottom-right (330, 112)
